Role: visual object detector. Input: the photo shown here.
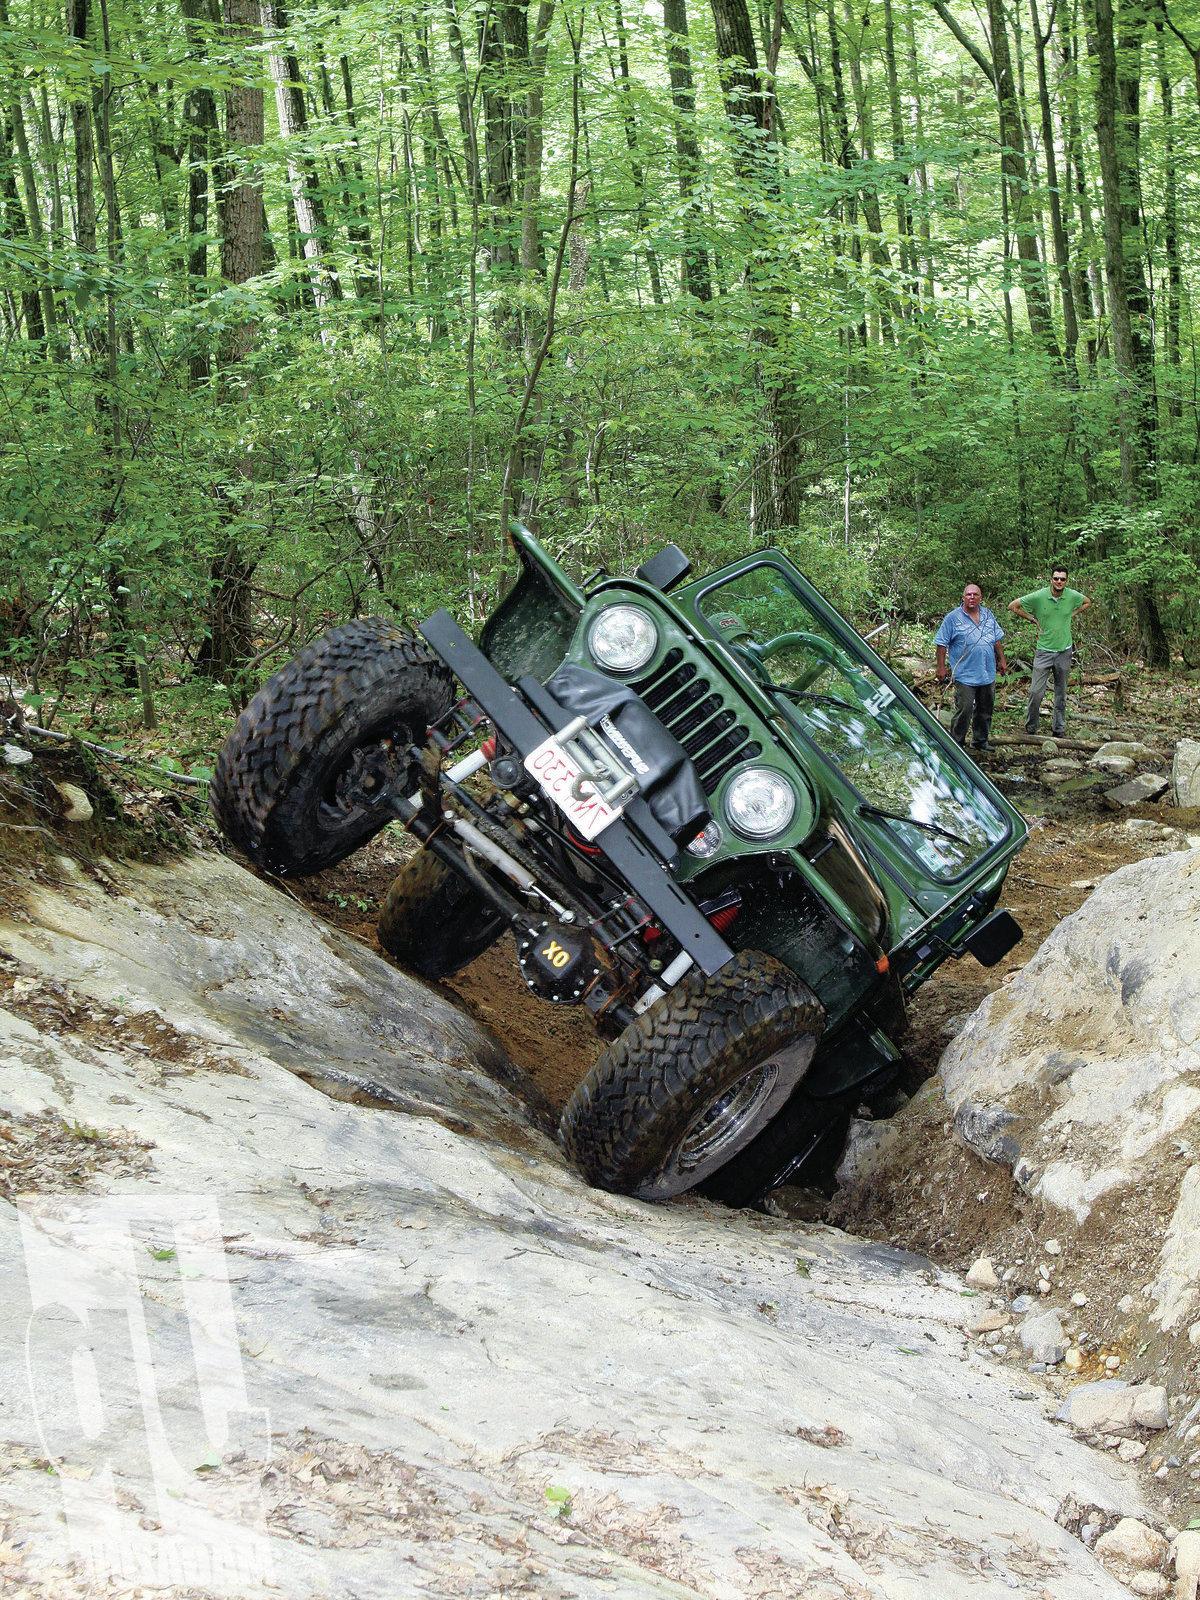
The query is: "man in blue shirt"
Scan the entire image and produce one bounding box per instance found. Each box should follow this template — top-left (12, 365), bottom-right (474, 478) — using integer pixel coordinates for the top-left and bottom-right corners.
top-left (934, 583), bottom-right (1008, 753)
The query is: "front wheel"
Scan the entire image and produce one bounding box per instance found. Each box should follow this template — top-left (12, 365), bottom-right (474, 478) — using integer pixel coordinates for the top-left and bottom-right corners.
top-left (558, 950), bottom-right (824, 1200)
top-left (210, 618), bottom-right (453, 877)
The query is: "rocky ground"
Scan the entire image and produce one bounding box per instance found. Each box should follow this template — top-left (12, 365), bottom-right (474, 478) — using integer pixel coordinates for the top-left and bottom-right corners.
top-left (0, 745), bottom-right (1185, 1599)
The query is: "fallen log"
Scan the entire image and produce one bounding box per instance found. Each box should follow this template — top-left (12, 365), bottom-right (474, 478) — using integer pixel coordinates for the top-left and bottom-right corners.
top-left (986, 733), bottom-right (1106, 752)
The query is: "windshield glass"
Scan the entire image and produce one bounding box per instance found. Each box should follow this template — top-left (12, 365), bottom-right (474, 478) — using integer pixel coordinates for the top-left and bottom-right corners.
top-left (698, 564), bottom-right (1008, 879)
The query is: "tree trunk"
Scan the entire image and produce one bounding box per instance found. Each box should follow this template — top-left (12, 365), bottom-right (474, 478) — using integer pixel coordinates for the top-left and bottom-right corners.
top-left (709, 0), bottom-right (803, 530)
top-left (662, 0), bottom-right (712, 300)
top-left (607, 0), bottom-right (663, 303)
top-left (1029, 0), bottom-right (1081, 370)
top-left (1090, 0), bottom-right (1169, 665)
top-left (1155, 17), bottom-right (1181, 424)
top-left (181, 0), bottom-right (219, 384)
top-left (203, 0), bottom-right (264, 686)
top-left (518, 0), bottom-right (556, 284)
top-left (0, 110), bottom-right (45, 341)
top-left (985, 0), bottom-right (1059, 357)
top-left (879, 0), bottom-right (917, 312)
top-left (0, 0), bottom-right (60, 351)
top-left (262, 0), bottom-right (341, 304)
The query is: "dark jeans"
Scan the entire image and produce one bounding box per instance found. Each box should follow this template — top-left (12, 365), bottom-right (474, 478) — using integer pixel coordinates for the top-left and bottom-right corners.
top-left (1025, 648), bottom-right (1072, 736)
top-left (952, 681), bottom-right (995, 749)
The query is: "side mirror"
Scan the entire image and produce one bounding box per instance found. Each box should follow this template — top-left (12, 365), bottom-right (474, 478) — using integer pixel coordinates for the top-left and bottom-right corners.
top-left (958, 909), bottom-right (1023, 968)
top-left (636, 544), bottom-right (692, 592)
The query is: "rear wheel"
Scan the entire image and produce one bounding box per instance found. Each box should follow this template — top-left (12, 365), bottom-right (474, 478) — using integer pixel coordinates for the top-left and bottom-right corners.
top-left (378, 849), bottom-right (506, 979)
top-left (210, 618), bottom-right (452, 877)
top-left (701, 1057), bottom-right (905, 1209)
top-left (698, 1090), bottom-right (855, 1209)
top-left (558, 950), bottom-right (824, 1200)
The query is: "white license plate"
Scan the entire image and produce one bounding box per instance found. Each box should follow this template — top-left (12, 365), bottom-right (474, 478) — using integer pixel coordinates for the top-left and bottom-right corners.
top-left (523, 736), bottom-right (625, 841)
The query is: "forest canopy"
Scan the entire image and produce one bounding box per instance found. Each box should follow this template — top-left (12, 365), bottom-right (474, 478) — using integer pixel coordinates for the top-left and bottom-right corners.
top-left (2, 0), bottom-right (1200, 718)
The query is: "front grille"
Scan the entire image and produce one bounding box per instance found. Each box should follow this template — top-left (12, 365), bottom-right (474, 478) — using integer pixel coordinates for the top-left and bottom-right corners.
top-left (632, 648), bottom-right (761, 792)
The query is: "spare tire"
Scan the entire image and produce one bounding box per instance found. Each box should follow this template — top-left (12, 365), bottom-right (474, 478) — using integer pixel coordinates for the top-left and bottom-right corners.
top-left (559, 950), bottom-right (824, 1200)
top-left (210, 618), bottom-right (452, 877)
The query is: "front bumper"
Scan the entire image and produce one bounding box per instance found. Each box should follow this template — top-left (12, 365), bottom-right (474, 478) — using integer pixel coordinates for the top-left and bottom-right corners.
top-left (416, 610), bottom-right (735, 978)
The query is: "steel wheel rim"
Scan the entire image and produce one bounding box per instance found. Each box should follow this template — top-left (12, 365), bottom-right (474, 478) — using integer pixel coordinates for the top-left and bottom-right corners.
top-left (676, 1060), bottom-right (780, 1171)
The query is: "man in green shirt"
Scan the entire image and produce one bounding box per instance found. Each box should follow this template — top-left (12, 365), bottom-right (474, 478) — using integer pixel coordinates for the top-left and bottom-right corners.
top-left (1008, 563), bottom-right (1091, 737)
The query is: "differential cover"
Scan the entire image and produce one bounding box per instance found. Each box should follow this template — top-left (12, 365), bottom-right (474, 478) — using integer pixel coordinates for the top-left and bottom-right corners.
top-left (517, 919), bottom-right (602, 1005)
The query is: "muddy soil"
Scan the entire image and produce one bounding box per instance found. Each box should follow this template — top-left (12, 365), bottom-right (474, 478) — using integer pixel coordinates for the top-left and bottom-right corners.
top-left (294, 756), bottom-right (1194, 1124)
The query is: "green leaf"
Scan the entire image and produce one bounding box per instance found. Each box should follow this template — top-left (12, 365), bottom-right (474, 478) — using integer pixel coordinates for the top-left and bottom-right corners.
top-left (545, 1484), bottom-right (573, 1517)
top-left (150, 1247), bottom-right (176, 1261)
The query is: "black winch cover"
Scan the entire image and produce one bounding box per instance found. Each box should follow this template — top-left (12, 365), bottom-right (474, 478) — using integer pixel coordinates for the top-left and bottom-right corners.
top-left (544, 662), bottom-right (711, 845)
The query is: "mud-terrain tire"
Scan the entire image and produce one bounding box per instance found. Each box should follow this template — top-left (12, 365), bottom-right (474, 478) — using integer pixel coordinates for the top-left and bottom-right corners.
top-left (378, 849), bottom-right (506, 979)
top-left (558, 950), bottom-right (824, 1201)
top-left (210, 618), bottom-right (452, 877)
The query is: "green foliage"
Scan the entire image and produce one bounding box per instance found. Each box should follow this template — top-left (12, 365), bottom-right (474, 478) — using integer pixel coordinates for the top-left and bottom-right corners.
top-left (0, 0), bottom-right (1196, 734)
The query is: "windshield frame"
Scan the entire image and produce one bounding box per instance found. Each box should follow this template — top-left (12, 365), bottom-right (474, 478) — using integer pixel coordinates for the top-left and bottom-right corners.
top-left (687, 555), bottom-right (1023, 888)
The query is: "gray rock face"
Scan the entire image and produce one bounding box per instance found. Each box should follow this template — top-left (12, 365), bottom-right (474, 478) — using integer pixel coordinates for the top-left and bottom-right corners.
top-left (1175, 738), bottom-right (1200, 808)
top-left (0, 851), bottom-right (1144, 1599)
top-left (872, 851), bottom-right (1200, 1343)
top-left (1104, 773), bottom-right (1170, 808)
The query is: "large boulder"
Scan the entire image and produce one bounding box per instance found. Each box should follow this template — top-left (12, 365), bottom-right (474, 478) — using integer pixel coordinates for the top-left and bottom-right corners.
top-left (855, 850), bottom-right (1200, 1342)
top-left (0, 849), bottom-right (1145, 1598)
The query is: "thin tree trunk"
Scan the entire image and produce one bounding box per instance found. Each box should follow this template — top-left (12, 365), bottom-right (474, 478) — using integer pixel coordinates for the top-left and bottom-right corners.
top-left (316, 53), bottom-right (376, 303)
top-left (985, 0), bottom-right (1059, 357)
top-left (1156, 16), bottom-right (1181, 424)
top-left (203, 0), bottom-right (265, 686)
top-left (710, 0), bottom-right (804, 530)
top-left (519, 0), bottom-right (555, 283)
top-left (1029, 0), bottom-right (1080, 369)
top-left (1061, 0), bottom-right (1104, 362)
top-left (608, 0), bottom-right (663, 302)
top-left (880, 0), bottom-right (917, 312)
top-left (1091, 0), bottom-right (1169, 664)
top-left (0, 0), bottom-right (59, 352)
top-left (182, 0), bottom-right (219, 383)
top-left (262, 0), bottom-right (342, 302)
top-left (904, 0), bottom-right (933, 299)
top-left (0, 111), bottom-right (45, 341)
top-left (663, 0), bottom-right (712, 300)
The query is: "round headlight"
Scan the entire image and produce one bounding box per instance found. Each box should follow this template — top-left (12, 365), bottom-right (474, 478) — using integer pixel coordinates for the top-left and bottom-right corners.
top-left (588, 605), bottom-right (658, 673)
top-left (724, 768), bottom-right (797, 840)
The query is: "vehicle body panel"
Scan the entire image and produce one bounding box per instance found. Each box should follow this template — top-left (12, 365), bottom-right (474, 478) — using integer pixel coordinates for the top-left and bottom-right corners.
top-left (472, 524), bottom-right (1027, 1077)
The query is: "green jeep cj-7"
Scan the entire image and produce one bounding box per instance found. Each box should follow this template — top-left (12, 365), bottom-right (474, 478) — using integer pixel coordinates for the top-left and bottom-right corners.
top-left (212, 528), bottom-right (1027, 1205)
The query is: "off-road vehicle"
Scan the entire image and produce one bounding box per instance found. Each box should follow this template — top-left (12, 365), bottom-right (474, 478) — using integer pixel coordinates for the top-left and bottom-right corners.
top-left (211, 526), bottom-right (1027, 1205)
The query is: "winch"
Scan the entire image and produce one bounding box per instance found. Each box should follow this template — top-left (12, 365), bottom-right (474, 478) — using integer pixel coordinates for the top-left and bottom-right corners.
top-left (517, 918), bottom-right (602, 1005)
